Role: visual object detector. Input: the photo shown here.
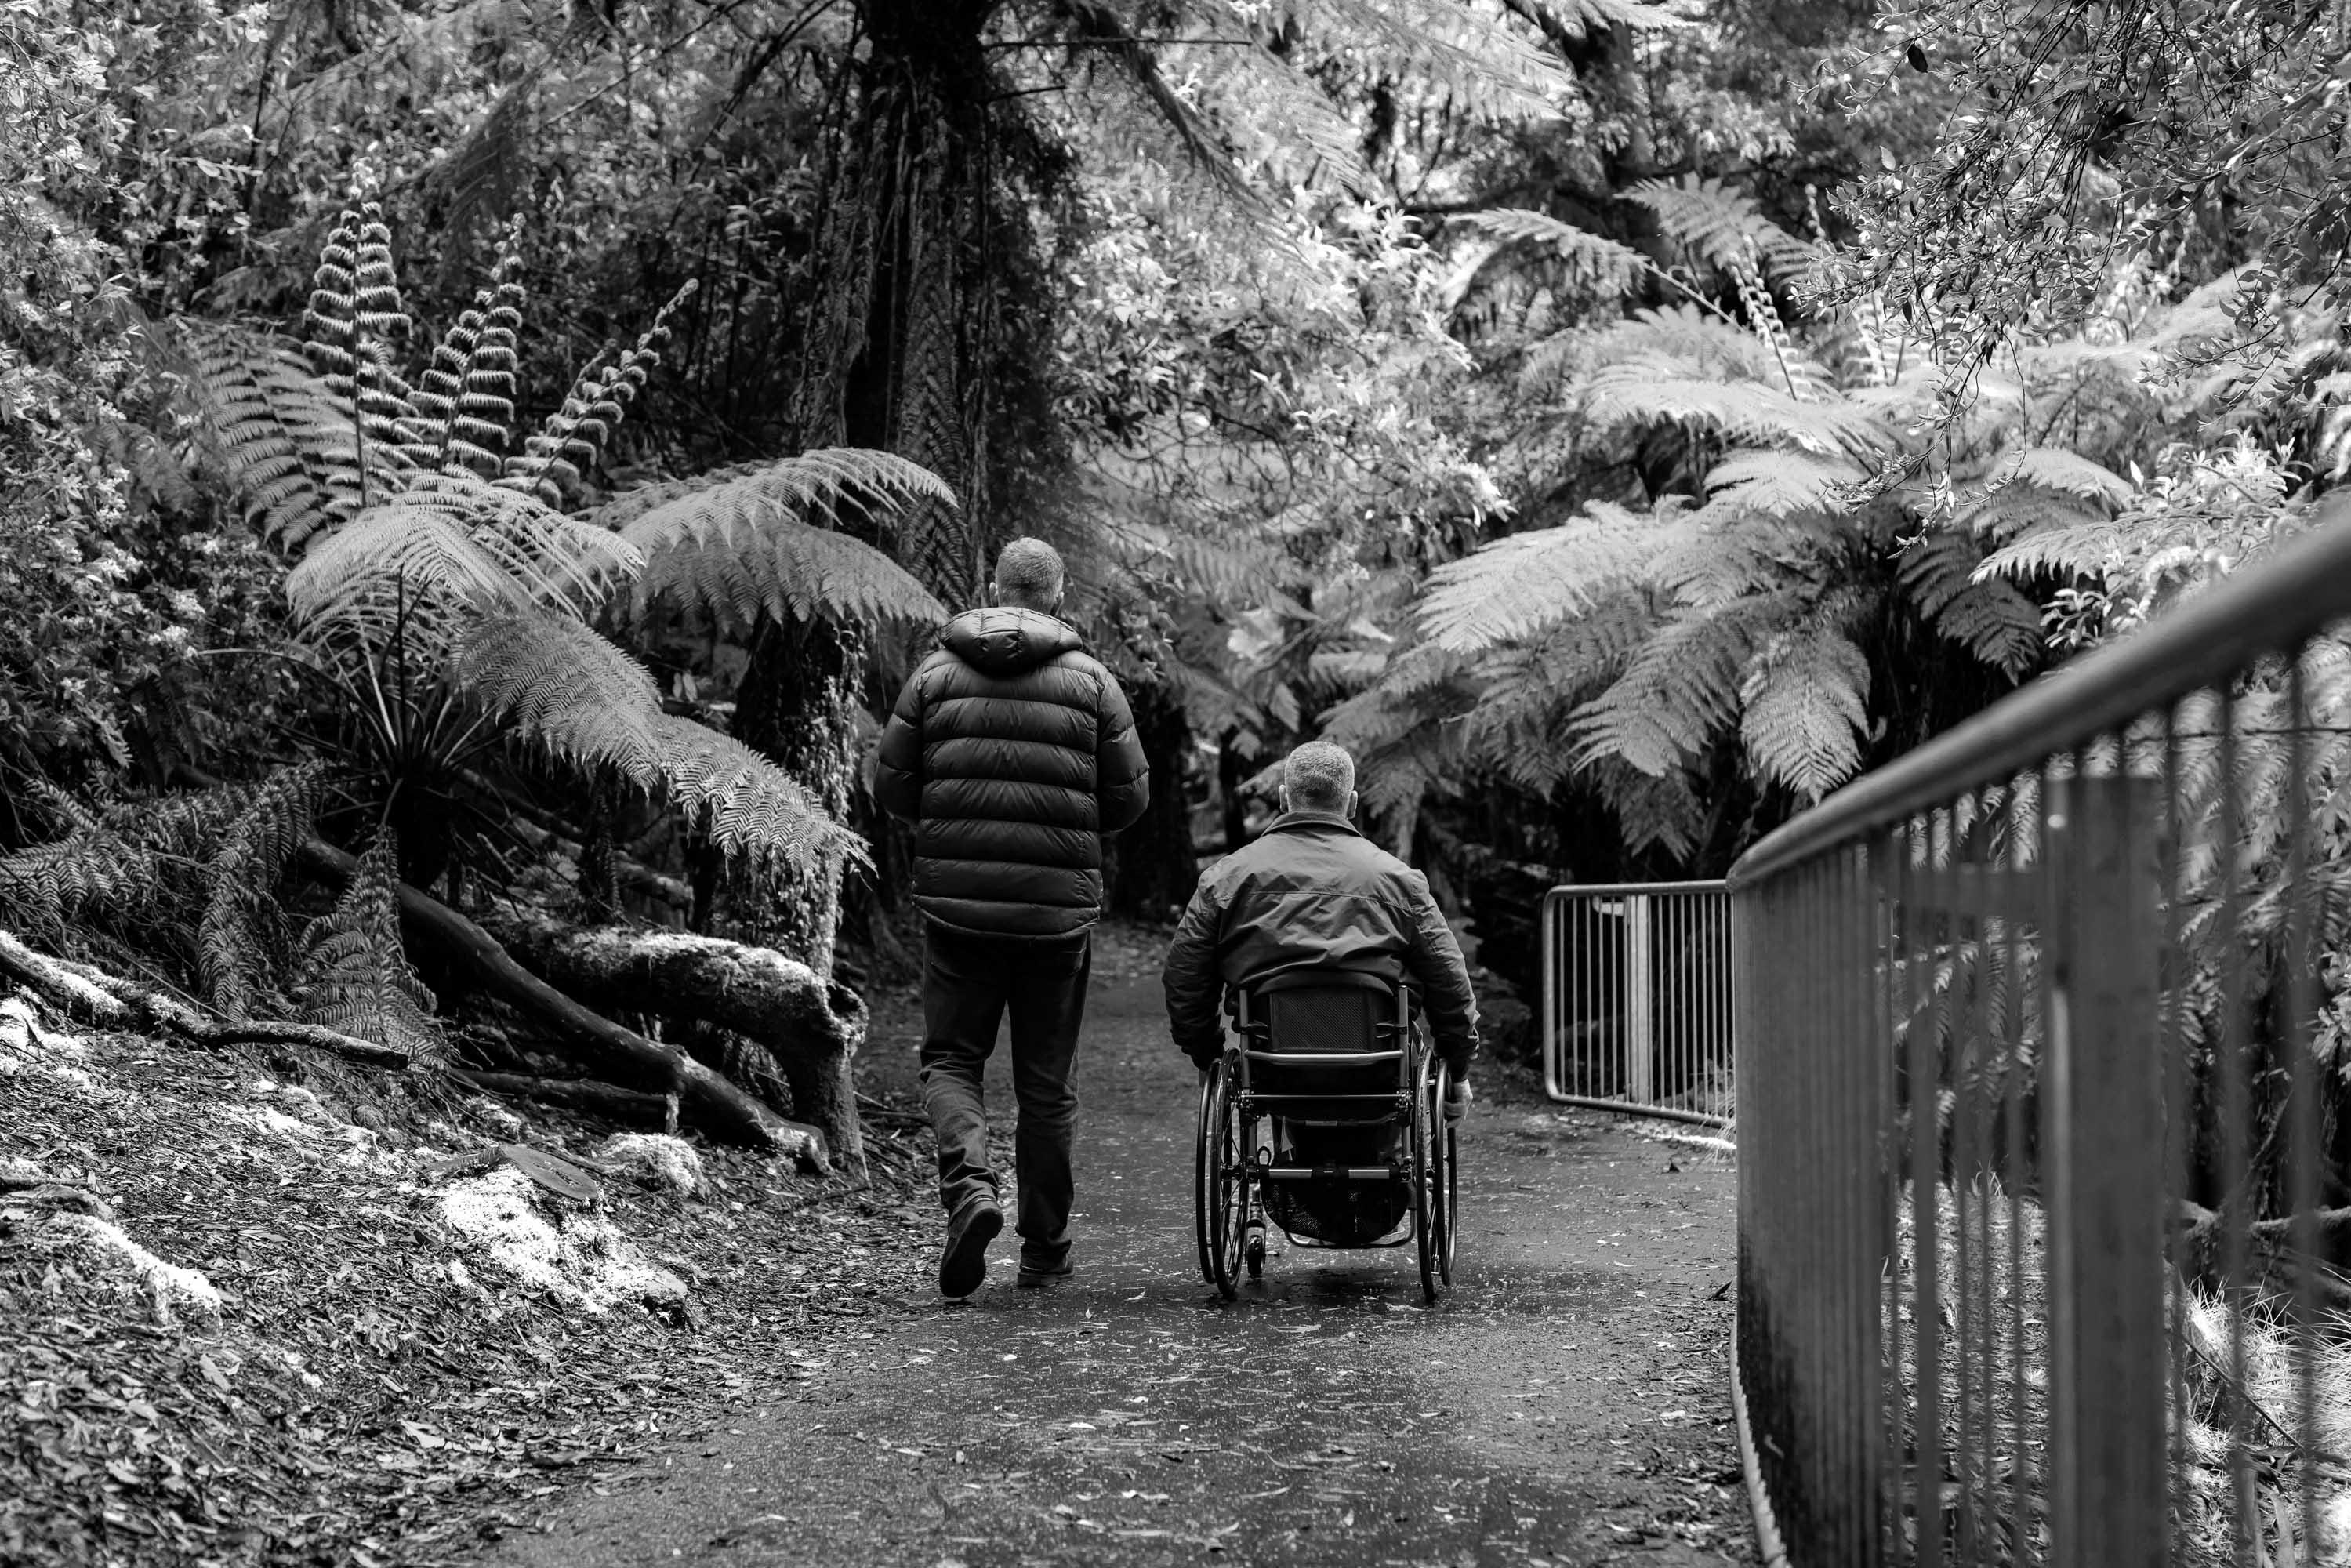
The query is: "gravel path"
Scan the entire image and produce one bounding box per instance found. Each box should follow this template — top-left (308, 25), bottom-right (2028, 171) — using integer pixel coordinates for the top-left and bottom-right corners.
top-left (481, 927), bottom-right (1755, 1567)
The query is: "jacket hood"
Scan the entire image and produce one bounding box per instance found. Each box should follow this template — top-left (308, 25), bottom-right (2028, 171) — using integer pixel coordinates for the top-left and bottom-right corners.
top-left (940, 607), bottom-right (1084, 677)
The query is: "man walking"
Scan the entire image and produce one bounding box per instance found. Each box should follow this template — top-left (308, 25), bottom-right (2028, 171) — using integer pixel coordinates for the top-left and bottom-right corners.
top-left (876, 538), bottom-right (1151, 1298)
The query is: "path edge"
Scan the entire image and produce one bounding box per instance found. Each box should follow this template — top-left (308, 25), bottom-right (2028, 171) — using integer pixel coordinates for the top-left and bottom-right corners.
top-left (1728, 1296), bottom-right (1792, 1568)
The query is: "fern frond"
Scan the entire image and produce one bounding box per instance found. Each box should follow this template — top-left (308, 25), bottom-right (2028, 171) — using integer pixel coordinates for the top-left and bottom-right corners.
top-left (650, 715), bottom-right (865, 874)
top-left (1510, 0), bottom-right (1684, 42)
top-left (1584, 368), bottom-right (1878, 457)
top-left (500, 284), bottom-right (692, 503)
top-left (1628, 174), bottom-right (1819, 281)
top-left (178, 320), bottom-right (371, 552)
top-left (1420, 503), bottom-right (1685, 653)
top-left (1900, 530), bottom-right (2045, 677)
top-left (1975, 519), bottom-right (2123, 583)
top-left (1573, 599), bottom-right (1780, 775)
top-left (407, 243), bottom-right (526, 479)
top-left (281, 492), bottom-right (531, 632)
top-left (199, 764), bottom-right (329, 1019)
top-left (1297, 0), bottom-right (1571, 122)
top-left (1737, 623), bottom-right (1870, 800)
top-left (294, 824), bottom-right (443, 1060)
top-left (304, 204), bottom-right (425, 474)
top-left (448, 612), bottom-right (667, 779)
top-left (1980, 446), bottom-right (2132, 507)
top-left (601, 452), bottom-right (951, 630)
top-left (1697, 447), bottom-right (1864, 519)
top-left (1457, 209), bottom-right (1648, 292)
top-left (1591, 757), bottom-right (1706, 859)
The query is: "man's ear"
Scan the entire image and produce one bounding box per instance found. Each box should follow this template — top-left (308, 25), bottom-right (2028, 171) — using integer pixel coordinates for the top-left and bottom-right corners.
top-left (985, 579), bottom-right (1000, 606)
top-left (1277, 782), bottom-right (1293, 815)
top-left (1346, 788), bottom-right (1361, 820)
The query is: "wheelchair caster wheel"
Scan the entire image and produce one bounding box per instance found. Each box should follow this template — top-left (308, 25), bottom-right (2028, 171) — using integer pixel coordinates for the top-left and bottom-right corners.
top-left (1244, 1231), bottom-right (1265, 1279)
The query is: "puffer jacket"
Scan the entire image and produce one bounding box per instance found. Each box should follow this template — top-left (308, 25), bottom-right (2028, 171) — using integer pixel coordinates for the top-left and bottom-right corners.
top-left (1160, 810), bottom-right (1480, 1076)
top-left (874, 607), bottom-right (1151, 940)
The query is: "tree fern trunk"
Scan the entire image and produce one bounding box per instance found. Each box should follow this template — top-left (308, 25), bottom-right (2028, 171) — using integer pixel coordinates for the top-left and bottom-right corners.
top-left (729, 612), bottom-right (862, 973)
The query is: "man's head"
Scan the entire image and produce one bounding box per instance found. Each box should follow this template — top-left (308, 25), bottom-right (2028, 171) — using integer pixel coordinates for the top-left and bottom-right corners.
top-left (992, 537), bottom-right (1066, 613)
top-left (1280, 739), bottom-right (1357, 818)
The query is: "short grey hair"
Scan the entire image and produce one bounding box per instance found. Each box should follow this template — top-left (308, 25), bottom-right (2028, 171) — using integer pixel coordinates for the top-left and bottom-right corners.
top-left (993, 537), bottom-right (1065, 610)
top-left (1283, 740), bottom-right (1355, 813)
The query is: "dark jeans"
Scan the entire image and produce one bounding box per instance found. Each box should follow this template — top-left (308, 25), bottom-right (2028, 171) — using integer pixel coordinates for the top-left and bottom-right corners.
top-left (918, 927), bottom-right (1092, 1270)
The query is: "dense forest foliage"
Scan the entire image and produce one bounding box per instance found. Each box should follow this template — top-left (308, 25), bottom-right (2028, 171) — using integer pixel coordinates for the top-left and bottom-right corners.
top-left (3, 0), bottom-right (2346, 1124)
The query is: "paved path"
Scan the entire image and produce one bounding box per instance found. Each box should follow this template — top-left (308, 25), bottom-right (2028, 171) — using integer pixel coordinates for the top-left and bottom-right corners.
top-left (486, 935), bottom-right (1753, 1567)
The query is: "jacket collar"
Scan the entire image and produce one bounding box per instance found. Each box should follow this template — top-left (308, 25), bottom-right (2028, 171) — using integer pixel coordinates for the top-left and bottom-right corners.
top-left (1261, 809), bottom-right (1362, 838)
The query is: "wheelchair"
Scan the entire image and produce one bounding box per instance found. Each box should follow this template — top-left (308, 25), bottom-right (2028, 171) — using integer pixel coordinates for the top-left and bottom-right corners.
top-left (1192, 968), bottom-right (1458, 1304)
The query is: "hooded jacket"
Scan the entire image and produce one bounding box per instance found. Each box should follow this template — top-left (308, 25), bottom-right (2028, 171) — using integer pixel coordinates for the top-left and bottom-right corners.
top-left (874, 607), bottom-right (1151, 940)
top-left (1159, 810), bottom-right (1480, 1077)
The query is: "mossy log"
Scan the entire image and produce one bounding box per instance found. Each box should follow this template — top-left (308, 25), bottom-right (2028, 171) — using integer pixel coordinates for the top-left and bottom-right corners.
top-left (292, 840), bottom-right (829, 1172)
top-left (486, 912), bottom-right (868, 1178)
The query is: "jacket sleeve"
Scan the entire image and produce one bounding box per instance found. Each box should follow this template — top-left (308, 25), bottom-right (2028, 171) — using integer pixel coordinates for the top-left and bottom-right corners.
top-left (1160, 873), bottom-right (1228, 1067)
top-left (873, 664), bottom-right (929, 823)
top-left (1094, 671), bottom-right (1152, 833)
top-left (1399, 871), bottom-right (1481, 1079)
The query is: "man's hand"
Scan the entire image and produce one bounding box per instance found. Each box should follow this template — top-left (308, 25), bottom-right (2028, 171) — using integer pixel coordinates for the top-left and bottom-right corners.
top-left (1443, 1078), bottom-right (1472, 1121)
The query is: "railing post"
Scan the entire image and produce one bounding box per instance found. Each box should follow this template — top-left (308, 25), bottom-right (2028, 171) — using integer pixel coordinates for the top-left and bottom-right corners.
top-left (1625, 893), bottom-right (1655, 1104)
top-left (2044, 775), bottom-right (2168, 1568)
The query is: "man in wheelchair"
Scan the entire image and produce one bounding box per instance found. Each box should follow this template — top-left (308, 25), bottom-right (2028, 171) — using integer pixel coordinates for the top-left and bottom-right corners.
top-left (1161, 740), bottom-right (1478, 1248)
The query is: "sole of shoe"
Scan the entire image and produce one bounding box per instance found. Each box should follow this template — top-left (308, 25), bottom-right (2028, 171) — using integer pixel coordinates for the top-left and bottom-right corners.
top-left (1015, 1270), bottom-right (1072, 1290)
top-left (938, 1203), bottom-right (1003, 1298)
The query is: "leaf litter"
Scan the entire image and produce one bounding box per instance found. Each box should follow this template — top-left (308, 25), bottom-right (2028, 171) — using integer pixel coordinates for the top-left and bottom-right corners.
top-left (0, 989), bottom-right (940, 1565)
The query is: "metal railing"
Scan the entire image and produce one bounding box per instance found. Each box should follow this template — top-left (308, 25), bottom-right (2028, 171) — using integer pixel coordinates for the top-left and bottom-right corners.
top-left (1541, 881), bottom-right (1733, 1127)
top-left (1728, 501), bottom-right (2351, 1568)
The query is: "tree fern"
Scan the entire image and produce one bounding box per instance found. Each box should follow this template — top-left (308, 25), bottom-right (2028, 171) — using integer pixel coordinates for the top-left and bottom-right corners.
top-left (292, 824), bottom-right (444, 1060)
top-left (200, 764), bottom-right (330, 1020)
top-left (1736, 619), bottom-right (1871, 801)
top-left (1420, 501), bottom-right (1682, 652)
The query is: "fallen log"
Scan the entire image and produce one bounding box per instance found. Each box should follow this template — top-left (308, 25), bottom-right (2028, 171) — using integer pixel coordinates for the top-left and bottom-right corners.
top-left (448, 1068), bottom-right (673, 1125)
top-left (0, 930), bottom-right (407, 1067)
top-left (487, 912), bottom-right (867, 1178)
top-left (292, 839), bottom-right (829, 1173)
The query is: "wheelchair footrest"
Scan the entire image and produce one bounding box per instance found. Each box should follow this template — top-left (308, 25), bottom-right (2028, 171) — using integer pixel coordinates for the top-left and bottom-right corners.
top-left (1260, 1165), bottom-right (1399, 1183)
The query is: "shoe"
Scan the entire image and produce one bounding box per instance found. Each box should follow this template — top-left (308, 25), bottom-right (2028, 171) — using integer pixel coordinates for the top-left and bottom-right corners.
top-left (938, 1197), bottom-right (1003, 1298)
top-left (1016, 1260), bottom-right (1073, 1290)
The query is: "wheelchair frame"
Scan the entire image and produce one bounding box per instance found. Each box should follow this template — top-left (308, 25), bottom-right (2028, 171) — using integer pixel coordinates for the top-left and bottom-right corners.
top-left (1192, 968), bottom-right (1457, 1303)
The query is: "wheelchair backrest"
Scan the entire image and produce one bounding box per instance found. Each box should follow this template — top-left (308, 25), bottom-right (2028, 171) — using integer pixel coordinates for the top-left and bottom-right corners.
top-left (1234, 968), bottom-right (1413, 1116)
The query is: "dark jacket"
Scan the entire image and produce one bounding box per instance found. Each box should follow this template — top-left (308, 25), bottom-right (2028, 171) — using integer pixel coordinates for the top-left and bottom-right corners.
top-left (874, 607), bottom-right (1150, 940)
top-left (1160, 810), bottom-right (1480, 1076)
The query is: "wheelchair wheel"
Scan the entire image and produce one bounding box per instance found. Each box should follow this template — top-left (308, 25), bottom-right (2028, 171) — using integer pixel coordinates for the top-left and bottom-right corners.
top-left (1245, 1225), bottom-right (1266, 1279)
top-left (1431, 1062), bottom-right (1457, 1288)
top-left (1413, 1054), bottom-right (1446, 1304)
top-left (1194, 1058), bottom-right (1249, 1298)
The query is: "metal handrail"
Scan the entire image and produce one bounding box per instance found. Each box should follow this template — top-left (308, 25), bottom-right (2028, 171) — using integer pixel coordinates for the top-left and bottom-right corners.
top-left (1730, 495), bottom-right (2351, 887)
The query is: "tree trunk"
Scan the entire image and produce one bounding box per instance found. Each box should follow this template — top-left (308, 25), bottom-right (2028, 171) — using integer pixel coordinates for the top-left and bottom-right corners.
top-left (1107, 681), bottom-right (1198, 920)
top-left (487, 912), bottom-right (869, 1178)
